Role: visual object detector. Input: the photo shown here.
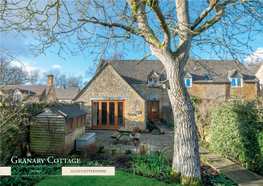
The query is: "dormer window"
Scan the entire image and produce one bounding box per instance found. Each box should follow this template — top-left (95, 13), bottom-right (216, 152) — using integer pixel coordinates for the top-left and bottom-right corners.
top-left (231, 78), bottom-right (243, 87)
top-left (184, 78), bottom-right (192, 88)
top-left (148, 78), bottom-right (158, 87)
top-left (14, 93), bottom-right (21, 103)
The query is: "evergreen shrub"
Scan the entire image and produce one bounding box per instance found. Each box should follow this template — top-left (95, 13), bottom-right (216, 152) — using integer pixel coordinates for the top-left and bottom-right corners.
top-left (210, 97), bottom-right (263, 174)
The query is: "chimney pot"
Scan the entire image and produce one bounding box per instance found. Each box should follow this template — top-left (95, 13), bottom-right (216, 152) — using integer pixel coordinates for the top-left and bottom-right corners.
top-left (62, 85), bottom-right (65, 90)
top-left (47, 74), bottom-right (54, 86)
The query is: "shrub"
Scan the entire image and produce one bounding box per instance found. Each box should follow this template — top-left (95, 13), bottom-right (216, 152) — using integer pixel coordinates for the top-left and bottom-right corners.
top-left (82, 142), bottom-right (100, 164)
top-left (194, 99), bottom-right (221, 142)
top-left (210, 97), bottom-right (263, 173)
top-left (190, 97), bottom-right (202, 109)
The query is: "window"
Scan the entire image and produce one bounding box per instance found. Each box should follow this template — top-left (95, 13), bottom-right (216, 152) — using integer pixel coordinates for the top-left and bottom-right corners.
top-left (231, 78), bottom-right (242, 87)
top-left (184, 78), bottom-right (192, 88)
top-left (14, 93), bottom-right (21, 103)
top-left (148, 78), bottom-right (158, 87)
top-left (0, 95), bottom-right (2, 102)
top-left (204, 74), bottom-right (212, 80)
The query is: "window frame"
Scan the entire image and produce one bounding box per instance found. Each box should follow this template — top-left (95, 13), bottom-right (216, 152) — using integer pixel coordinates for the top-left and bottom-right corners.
top-left (231, 78), bottom-right (243, 88)
top-left (184, 78), bottom-right (192, 88)
top-left (148, 78), bottom-right (159, 88)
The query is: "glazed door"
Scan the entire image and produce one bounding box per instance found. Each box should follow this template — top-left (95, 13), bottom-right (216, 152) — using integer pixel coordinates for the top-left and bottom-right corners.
top-left (147, 101), bottom-right (159, 120)
top-left (92, 101), bottom-right (125, 129)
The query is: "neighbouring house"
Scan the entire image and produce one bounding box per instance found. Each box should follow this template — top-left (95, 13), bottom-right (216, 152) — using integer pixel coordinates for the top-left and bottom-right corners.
top-left (30, 105), bottom-right (87, 155)
top-left (0, 74), bottom-right (57, 103)
top-left (73, 59), bottom-right (259, 131)
top-left (55, 85), bottom-right (80, 103)
top-left (255, 63), bottom-right (263, 94)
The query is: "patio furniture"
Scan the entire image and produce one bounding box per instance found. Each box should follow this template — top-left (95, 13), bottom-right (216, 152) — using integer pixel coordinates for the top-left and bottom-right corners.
top-left (114, 126), bottom-right (140, 144)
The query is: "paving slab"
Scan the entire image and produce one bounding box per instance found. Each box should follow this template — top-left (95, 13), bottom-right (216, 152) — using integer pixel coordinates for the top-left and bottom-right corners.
top-left (199, 146), bottom-right (263, 186)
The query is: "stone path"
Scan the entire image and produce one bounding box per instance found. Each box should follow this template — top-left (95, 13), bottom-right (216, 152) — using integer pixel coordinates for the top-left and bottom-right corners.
top-left (86, 122), bottom-right (263, 186)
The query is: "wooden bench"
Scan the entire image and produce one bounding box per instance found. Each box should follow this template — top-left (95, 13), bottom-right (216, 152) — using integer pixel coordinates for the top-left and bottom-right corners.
top-left (111, 132), bottom-right (120, 138)
top-left (133, 133), bottom-right (140, 141)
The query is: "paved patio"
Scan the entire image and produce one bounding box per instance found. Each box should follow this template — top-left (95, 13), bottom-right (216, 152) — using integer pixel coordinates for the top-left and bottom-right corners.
top-left (86, 122), bottom-right (174, 156)
top-left (86, 122), bottom-right (263, 186)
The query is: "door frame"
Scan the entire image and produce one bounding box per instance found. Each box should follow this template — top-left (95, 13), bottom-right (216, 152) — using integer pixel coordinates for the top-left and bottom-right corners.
top-left (91, 100), bottom-right (125, 129)
top-left (147, 101), bottom-right (159, 120)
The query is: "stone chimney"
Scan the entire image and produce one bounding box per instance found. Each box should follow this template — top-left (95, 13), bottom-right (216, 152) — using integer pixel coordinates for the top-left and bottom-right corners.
top-left (62, 85), bottom-right (65, 90)
top-left (47, 74), bottom-right (54, 86)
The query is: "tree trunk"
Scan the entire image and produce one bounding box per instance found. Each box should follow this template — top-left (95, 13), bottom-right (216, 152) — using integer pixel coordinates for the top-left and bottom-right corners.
top-left (163, 56), bottom-right (201, 179)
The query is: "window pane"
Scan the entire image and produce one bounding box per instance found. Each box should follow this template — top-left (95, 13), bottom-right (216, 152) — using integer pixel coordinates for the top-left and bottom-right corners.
top-left (109, 102), bottom-right (115, 126)
top-left (186, 79), bottom-right (190, 87)
top-left (102, 102), bottom-right (107, 126)
top-left (148, 78), bottom-right (152, 87)
top-left (237, 79), bottom-right (241, 87)
top-left (154, 79), bottom-right (158, 87)
top-left (231, 79), bottom-right (236, 87)
top-left (93, 102), bottom-right (99, 126)
top-left (118, 102), bottom-right (123, 126)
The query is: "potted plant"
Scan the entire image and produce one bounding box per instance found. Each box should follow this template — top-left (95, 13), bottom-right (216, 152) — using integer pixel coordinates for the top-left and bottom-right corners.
top-left (99, 143), bottom-right (104, 153)
top-left (125, 149), bottom-right (131, 154)
top-left (160, 129), bottom-right (165, 134)
top-left (139, 140), bottom-right (150, 155)
top-left (145, 129), bottom-right (149, 133)
top-left (134, 126), bottom-right (139, 133)
top-left (152, 129), bottom-right (159, 135)
top-left (111, 148), bottom-right (116, 155)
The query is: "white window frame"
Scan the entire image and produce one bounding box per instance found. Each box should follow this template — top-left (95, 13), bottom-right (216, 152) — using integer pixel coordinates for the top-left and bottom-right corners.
top-left (184, 78), bottom-right (192, 88)
top-left (231, 78), bottom-right (243, 88)
top-left (148, 78), bottom-right (159, 87)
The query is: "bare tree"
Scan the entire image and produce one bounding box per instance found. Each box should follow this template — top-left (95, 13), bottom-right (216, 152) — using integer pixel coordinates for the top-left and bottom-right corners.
top-left (107, 51), bottom-right (125, 60)
top-left (0, 56), bottom-right (28, 85)
top-left (1, 0), bottom-right (262, 180)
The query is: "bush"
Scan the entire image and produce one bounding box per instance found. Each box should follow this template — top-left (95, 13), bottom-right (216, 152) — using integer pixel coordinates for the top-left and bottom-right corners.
top-left (82, 142), bottom-right (100, 164)
top-left (194, 99), bottom-right (221, 142)
top-left (190, 97), bottom-right (202, 109)
top-left (210, 97), bottom-right (263, 173)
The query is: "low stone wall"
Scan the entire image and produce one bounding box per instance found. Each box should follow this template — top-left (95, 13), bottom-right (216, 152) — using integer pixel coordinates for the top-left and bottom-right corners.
top-left (162, 106), bottom-right (174, 125)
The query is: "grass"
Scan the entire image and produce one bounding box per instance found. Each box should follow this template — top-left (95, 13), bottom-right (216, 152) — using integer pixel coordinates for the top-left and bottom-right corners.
top-left (35, 169), bottom-right (182, 186)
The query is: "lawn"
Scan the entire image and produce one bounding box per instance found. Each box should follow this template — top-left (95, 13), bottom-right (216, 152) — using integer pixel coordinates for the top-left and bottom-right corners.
top-left (35, 169), bottom-right (182, 186)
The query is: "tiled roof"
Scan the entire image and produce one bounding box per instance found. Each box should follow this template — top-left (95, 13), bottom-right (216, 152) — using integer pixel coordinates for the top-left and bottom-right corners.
top-left (55, 87), bottom-right (80, 100)
top-left (0, 85), bottom-right (46, 94)
top-left (96, 59), bottom-right (258, 83)
top-left (45, 105), bottom-right (87, 120)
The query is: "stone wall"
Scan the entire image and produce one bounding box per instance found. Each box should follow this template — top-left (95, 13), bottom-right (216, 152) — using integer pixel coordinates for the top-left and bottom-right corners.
top-left (228, 82), bottom-right (258, 99)
top-left (187, 82), bottom-right (258, 100)
top-left (75, 65), bottom-right (146, 130)
top-left (131, 84), bottom-right (170, 119)
top-left (162, 106), bottom-right (174, 124)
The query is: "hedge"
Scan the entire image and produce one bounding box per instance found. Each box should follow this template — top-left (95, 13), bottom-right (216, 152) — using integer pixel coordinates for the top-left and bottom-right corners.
top-left (210, 97), bottom-right (263, 174)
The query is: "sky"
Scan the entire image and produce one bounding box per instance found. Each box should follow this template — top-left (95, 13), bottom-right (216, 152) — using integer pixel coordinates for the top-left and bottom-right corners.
top-left (1, 1), bottom-right (262, 87)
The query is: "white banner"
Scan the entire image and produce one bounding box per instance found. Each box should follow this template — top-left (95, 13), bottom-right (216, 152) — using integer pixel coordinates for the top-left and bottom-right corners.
top-left (62, 167), bottom-right (115, 176)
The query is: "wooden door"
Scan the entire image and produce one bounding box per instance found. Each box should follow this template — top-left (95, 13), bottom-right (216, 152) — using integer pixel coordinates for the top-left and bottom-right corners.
top-left (147, 101), bottom-right (159, 120)
top-left (92, 101), bottom-right (125, 129)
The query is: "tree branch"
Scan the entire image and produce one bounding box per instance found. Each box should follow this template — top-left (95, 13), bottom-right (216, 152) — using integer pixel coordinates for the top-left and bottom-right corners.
top-left (136, 53), bottom-right (152, 65)
top-left (191, 0), bottom-right (220, 30)
top-left (77, 18), bottom-right (141, 37)
top-left (151, 2), bottom-right (171, 50)
top-left (192, 0), bottom-right (234, 38)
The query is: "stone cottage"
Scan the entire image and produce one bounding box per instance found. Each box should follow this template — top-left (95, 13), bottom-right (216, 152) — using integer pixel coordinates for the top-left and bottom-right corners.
top-left (73, 59), bottom-right (259, 130)
top-left (255, 63), bottom-right (263, 94)
top-left (0, 74), bottom-right (57, 103)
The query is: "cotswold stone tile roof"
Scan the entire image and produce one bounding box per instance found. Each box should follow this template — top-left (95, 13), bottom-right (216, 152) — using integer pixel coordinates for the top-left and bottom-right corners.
top-left (55, 87), bottom-right (80, 100)
top-left (46, 105), bottom-right (87, 120)
top-left (0, 85), bottom-right (47, 94)
top-left (96, 60), bottom-right (166, 83)
top-left (96, 59), bottom-right (258, 83)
